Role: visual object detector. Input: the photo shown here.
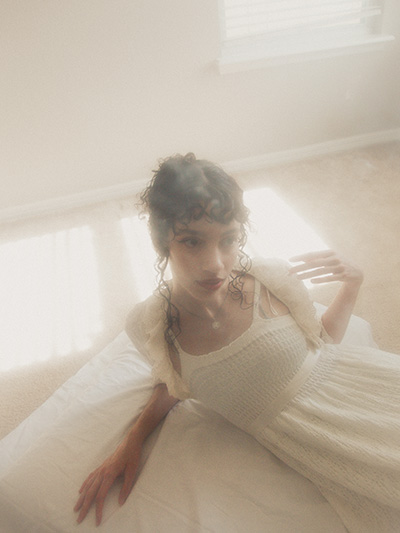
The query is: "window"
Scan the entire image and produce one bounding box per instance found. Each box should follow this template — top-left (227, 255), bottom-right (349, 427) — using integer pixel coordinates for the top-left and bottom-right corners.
top-left (218, 0), bottom-right (394, 73)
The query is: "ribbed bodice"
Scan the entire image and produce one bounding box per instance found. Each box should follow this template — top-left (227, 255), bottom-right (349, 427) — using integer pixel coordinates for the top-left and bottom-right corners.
top-left (174, 281), bottom-right (311, 433)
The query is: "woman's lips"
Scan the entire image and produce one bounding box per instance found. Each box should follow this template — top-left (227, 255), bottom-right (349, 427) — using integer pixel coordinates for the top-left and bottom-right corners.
top-left (197, 279), bottom-right (224, 291)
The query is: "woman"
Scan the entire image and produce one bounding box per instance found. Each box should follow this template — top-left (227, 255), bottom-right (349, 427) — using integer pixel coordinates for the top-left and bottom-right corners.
top-left (75, 153), bottom-right (400, 531)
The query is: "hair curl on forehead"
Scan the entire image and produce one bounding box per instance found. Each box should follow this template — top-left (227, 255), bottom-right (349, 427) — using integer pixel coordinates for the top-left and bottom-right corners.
top-left (138, 153), bottom-right (250, 257)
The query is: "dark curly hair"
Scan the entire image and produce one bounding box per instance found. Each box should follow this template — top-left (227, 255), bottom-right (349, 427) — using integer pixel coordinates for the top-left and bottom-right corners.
top-left (138, 153), bottom-right (251, 344)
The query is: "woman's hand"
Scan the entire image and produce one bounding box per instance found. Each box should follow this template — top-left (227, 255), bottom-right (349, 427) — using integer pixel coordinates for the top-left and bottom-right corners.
top-left (74, 431), bottom-right (143, 526)
top-left (74, 383), bottom-right (178, 526)
top-left (289, 249), bottom-right (363, 288)
top-left (290, 250), bottom-right (364, 343)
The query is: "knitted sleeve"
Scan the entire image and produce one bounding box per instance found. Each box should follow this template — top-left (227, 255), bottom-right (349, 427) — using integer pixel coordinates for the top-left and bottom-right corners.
top-left (250, 257), bottom-right (327, 349)
top-left (125, 295), bottom-right (191, 400)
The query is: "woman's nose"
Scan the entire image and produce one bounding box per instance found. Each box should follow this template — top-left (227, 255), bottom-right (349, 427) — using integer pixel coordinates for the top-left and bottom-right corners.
top-left (202, 246), bottom-right (224, 273)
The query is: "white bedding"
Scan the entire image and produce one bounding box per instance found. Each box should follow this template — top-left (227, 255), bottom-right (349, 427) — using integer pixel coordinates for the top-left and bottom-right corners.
top-left (0, 308), bottom-right (376, 532)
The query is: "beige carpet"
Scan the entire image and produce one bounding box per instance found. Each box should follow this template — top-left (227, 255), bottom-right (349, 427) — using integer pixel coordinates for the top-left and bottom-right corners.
top-left (1, 141), bottom-right (399, 439)
top-left (238, 141), bottom-right (400, 351)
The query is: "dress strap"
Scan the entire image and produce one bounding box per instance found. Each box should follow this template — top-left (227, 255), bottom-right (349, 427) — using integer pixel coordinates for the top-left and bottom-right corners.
top-left (171, 333), bottom-right (184, 358)
top-left (253, 278), bottom-right (262, 315)
top-left (255, 278), bottom-right (280, 319)
top-left (266, 288), bottom-right (280, 317)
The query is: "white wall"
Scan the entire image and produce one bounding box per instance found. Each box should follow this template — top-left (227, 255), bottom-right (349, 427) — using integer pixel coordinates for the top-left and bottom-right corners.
top-left (1, 0), bottom-right (400, 211)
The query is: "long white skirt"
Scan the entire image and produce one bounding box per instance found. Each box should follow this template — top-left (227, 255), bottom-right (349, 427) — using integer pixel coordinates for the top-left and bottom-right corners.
top-left (256, 344), bottom-right (400, 533)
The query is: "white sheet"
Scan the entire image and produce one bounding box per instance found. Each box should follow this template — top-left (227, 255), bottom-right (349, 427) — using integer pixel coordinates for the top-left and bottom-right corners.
top-left (0, 310), bottom-right (376, 532)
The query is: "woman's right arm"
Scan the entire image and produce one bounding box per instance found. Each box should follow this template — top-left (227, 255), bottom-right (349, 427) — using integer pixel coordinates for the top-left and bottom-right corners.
top-left (74, 383), bottom-right (178, 526)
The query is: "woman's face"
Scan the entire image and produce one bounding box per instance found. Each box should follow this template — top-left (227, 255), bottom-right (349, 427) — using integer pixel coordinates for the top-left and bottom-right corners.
top-left (168, 215), bottom-right (241, 304)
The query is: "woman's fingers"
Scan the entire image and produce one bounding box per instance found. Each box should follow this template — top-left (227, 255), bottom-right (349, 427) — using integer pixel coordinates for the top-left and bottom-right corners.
top-left (74, 437), bottom-right (144, 525)
top-left (289, 250), bottom-right (341, 282)
top-left (75, 471), bottom-right (98, 511)
top-left (289, 250), bottom-right (339, 274)
top-left (76, 474), bottom-right (103, 524)
top-left (78, 469), bottom-right (97, 494)
top-left (94, 474), bottom-right (118, 526)
top-left (294, 265), bottom-right (344, 280)
top-left (74, 492), bottom-right (85, 513)
top-left (289, 249), bottom-right (333, 263)
top-left (119, 477), bottom-right (133, 506)
top-left (74, 452), bottom-right (140, 524)
top-left (308, 274), bottom-right (344, 284)
top-left (119, 460), bottom-right (139, 505)
top-left (75, 472), bottom-right (118, 526)
top-left (289, 250), bottom-right (363, 286)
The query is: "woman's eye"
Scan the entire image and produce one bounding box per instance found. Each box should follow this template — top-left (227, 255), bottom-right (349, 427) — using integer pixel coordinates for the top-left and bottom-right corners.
top-left (222, 236), bottom-right (238, 247)
top-left (180, 238), bottom-right (199, 248)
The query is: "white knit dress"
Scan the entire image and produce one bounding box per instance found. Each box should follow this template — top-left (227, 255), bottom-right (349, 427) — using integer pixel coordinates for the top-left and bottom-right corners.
top-left (126, 258), bottom-right (400, 533)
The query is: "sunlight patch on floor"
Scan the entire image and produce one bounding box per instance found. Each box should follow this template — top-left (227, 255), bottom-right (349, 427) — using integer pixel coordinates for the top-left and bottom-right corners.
top-left (120, 216), bottom-right (170, 300)
top-left (244, 187), bottom-right (328, 261)
top-left (0, 226), bottom-right (102, 371)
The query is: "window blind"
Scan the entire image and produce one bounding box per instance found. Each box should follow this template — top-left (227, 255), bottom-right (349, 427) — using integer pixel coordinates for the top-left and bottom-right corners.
top-left (221, 0), bottom-right (383, 42)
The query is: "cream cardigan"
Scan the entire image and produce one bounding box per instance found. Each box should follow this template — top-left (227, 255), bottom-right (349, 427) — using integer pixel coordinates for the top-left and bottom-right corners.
top-left (125, 257), bottom-right (329, 400)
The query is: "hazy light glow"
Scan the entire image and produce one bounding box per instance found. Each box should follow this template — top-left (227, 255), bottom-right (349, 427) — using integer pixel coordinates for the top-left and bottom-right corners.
top-left (0, 189), bottom-right (326, 372)
top-left (0, 225), bottom-right (102, 371)
top-left (120, 216), bottom-right (169, 300)
top-left (121, 188), bottom-right (327, 297)
top-left (244, 187), bottom-right (328, 262)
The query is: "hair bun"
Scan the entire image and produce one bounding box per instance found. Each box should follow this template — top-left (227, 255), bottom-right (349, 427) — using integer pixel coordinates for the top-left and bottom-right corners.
top-left (183, 152), bottom-right (196, 163)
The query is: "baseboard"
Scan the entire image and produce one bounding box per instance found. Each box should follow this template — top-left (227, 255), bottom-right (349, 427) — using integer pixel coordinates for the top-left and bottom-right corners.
top-left (2, 128), bottom-right (399, 224)
top-left (0, 179), bottom-right (149, 224)
top-left (223, 128), bottom-right (400, 174)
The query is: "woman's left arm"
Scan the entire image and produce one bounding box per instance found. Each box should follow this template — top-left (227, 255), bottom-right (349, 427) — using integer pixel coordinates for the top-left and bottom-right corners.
top-left (289, 250), bottom-right (364, 343)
